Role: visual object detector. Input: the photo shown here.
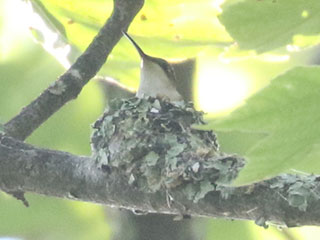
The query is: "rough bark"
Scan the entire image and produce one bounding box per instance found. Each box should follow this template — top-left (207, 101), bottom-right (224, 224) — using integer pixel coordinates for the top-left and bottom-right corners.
top-left (1, 134), bottom-right (320, 228)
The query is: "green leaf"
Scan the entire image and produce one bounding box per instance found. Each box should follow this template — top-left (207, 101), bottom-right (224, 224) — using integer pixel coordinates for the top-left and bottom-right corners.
top-left (219, 0), bottom-right (320, 53)
top-left (144, 151), bottom-right (159, 166)
top-left (31, 0), bottom-right (67, 38)
top-left (29, 0), bottom-right (81, 66)
top-left (193, 180), bottom-right (215, 203)
top-left (206, 66), bottom-right (320, 185)
top-left (34, 0), bottom-right (231, 88)
top-left (215, 130), bottom-right (268, 156)
top-left (0, 194), bottom-right (110, 240)
top-left (166, 143), bottom-right (186, 158)
top-left (35, 0), bottom-right (112, 51)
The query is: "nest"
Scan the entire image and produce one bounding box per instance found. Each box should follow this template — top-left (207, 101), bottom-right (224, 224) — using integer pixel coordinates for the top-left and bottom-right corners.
top-left (91, 97), bottom-right (244, 202)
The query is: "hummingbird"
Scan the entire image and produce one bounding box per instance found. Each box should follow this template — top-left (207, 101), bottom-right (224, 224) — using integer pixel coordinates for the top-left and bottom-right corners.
top-left (122, 31), bottom-right (183, 101)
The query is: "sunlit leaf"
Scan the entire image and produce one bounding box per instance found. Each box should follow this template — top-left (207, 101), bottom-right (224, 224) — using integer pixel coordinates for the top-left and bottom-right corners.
top-left (31, 0), bottom-right (67, 38)
top-left (205, 66), bottom-right (320, 185)
top-left (33, 0), bottom-right (231, 88)
top-left (219, 0), bottom-right (320, 53)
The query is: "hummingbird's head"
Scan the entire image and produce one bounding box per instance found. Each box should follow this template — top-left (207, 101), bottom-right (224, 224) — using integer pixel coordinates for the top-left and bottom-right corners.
top-left (143, 55), bottom-right (177, 84)
top-left (122, 31), bottom-right (182, 101)
top-left (122, 31), bottom-right (177, 83)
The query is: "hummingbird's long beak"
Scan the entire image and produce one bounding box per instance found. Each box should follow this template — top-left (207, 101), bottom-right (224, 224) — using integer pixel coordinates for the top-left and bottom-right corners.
top-left (122, 31), bottom-right (146, 58)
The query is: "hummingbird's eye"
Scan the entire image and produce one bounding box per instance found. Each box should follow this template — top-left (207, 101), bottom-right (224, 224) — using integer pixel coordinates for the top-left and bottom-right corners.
top-left (165, 65), bottom-right (177, 83)
top-left (147, 56), bottom-right (177, 84)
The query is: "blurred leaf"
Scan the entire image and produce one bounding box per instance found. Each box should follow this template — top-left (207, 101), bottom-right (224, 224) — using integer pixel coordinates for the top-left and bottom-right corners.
top-left (0, 2), bottom-right (108, 238)
top-left (33, 0), bottom-right (231, 88)
top-left (28, 0), bottom-right (81, 68)
top-left (206, 219), bottom-right (293, 240)
top-left (28, 80), bottom-right (104, 155)
top-left (225, 219), bottom-right (320, 240)
top-left (219, 0), bottom-right (320, 53)
top-left (293, 34), bottom-right (320, 48)
top-left (215, 130), bottom-right (267, 156)
top-left (205, 220), bottom-right (251, 240)
top-left (0, 43), bottom-right (64, 121)
top-left (0, 17), bottom-right (103, 155)
top-left (29, 26), bottom-right (45, 43)
top-left (31, 0), bottom-right (67, 38)
top-left (204, 66), bottom-right (320, 185)
top-left (32, 0), bottom-right (107, 52)
top-left (0, 193), bottom-right (110, 240)
top-left (36, 0), bottom-right (230, 53)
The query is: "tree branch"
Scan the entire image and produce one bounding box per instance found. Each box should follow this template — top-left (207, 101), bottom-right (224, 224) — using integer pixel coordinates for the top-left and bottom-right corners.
top-left (4, 0), bottom-right (144, 141)
top-left (2, 0), bottom-right (319, 229)
top-left (1, 134), bottom-right (320, 227)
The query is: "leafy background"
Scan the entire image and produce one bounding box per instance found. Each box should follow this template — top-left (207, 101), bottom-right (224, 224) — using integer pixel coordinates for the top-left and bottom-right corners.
top-left (1, 0), bottom-right (320, 239)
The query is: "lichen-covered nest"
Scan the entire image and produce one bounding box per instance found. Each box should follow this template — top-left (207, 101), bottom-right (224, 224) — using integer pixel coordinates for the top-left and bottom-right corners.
top-left (91, 97), bottom-right (244, 203)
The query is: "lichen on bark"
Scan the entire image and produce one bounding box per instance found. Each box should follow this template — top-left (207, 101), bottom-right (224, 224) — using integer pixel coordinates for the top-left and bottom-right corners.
top-left (91, 97), bottom-right (245, 203)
